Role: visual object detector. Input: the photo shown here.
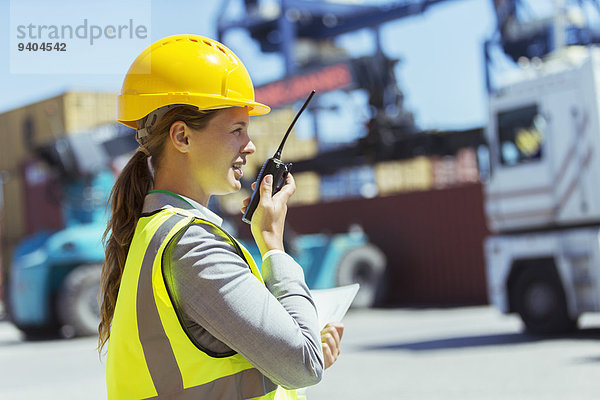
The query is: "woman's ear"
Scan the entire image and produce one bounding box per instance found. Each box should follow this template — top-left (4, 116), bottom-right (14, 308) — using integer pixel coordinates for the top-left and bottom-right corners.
top-left (169, 121), bottom-right (190, 153)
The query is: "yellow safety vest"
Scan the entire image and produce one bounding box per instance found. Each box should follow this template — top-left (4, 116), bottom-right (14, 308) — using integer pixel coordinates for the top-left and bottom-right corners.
top-left (106, 207), bottom-right (299, 400)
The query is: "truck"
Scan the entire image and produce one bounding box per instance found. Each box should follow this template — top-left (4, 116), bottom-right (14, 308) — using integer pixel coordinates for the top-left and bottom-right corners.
top-left (484, 46), bottom-right (600, 333)
top-left (484, 0), bottom-right (600, 333)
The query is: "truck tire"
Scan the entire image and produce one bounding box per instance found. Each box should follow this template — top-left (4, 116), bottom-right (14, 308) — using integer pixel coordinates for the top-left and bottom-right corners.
top-left (336, 244), bottom-right (386, 308)
top-left (17, 325), bottom-right (61, 341)
top-left (512, 266), bottom-right (577, 334)
top-left (57, 264), bottom-right (102, 338)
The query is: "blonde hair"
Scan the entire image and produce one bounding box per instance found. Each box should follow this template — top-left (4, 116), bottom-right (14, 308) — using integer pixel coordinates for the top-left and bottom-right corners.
top-left (98, 105), bottom-right (220, 354)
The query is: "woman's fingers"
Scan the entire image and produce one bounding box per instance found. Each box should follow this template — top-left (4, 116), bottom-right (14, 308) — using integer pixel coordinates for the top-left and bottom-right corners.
top-left (322, 340), bottom-right (336, 369)
top-left (240, 196), bottom-right (251, 214)
top-left (272, 173), bottom-right (296, 202)
top-left (321, 322), bottom-right (344, 369)
top-left (248, 172), bottom-right (298, 255)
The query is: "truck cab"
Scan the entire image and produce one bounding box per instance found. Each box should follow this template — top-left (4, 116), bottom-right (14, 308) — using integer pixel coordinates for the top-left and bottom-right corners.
top-left (484, 47), bottom-right (600, 333)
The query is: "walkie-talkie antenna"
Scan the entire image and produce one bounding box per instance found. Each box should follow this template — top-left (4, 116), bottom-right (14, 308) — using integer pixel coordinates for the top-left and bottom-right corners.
top-left (274, 90), bottom-right (316, 159)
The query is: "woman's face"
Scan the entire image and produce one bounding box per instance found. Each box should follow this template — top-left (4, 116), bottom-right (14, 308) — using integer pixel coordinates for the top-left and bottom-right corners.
top-left (187, 107), bottom-right (255, 197)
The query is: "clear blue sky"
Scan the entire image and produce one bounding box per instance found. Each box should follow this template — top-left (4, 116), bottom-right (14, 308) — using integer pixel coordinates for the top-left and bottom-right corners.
top-left (0, 0), bottom-right (494, 140)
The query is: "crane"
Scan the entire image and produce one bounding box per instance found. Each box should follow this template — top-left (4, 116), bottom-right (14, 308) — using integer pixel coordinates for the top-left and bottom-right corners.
top-left (486, 0), bottom-right (600, 91)
top-left (217, 0), bottom-right (457, 76)
top-left (217, 0), bottom-right (486, 173)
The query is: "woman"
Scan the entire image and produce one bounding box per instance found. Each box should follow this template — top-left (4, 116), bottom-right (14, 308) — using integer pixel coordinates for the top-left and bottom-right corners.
top-left (98, 34), bottom-right (343, 400)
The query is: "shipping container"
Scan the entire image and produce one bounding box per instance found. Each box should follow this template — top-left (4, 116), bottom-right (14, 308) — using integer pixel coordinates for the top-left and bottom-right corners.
top-left (21, 158), bottom-right (64, 235)
top-left (285, 183), bottom-right (489, 305)
top-left (375, 156), bottom-right (433, 195)
top-left (289, 171), bottom-right (321, 206)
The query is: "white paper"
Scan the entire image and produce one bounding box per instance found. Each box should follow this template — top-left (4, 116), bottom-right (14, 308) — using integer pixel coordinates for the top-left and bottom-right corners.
top-left (311, 283), bottom-right (360, 329)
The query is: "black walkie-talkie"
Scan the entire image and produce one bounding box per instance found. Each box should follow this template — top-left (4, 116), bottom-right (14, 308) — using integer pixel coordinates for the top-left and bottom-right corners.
top-left (242, 90), bottom-right (316, 224)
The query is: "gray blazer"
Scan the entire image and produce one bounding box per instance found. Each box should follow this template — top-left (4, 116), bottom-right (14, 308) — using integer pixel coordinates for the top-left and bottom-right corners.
top-left (142, 192), bottom-right (324, 390)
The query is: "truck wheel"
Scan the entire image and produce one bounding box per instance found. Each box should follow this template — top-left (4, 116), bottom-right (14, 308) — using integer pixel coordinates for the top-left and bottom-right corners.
top-left (512, 266), bottom-right (577, 334)
top-left (57, 264), bottom-right (102, 338)
top-left (18, 325), bottom-right (61, 341)
top-left (336, 244), bottom-right (386, 308)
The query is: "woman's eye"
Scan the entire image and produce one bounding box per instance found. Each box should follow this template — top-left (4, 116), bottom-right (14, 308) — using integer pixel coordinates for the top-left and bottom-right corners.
top-left (232, 128), bottom-right (243, 136)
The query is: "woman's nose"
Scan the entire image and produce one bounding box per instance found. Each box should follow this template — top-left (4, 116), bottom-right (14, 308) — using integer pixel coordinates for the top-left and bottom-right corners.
top-left (242, 139), bottom-right (256, 154)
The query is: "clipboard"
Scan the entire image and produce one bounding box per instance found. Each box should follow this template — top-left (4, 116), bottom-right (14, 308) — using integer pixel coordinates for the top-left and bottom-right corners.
top-left (310, 283), bottom-right (360, 329)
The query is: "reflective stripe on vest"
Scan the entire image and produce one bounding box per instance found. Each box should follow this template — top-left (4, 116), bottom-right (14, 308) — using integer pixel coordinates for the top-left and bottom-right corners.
top-left (106, 208), bottom-right (297, 400)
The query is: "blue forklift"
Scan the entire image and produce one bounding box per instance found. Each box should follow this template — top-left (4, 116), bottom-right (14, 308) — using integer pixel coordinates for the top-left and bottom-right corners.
top-left (8, 124), bottom-right (137, 338)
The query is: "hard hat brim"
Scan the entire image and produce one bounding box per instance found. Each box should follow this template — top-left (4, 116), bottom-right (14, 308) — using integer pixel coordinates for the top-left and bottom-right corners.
top-left (117, 93), bottom-right (271, 129)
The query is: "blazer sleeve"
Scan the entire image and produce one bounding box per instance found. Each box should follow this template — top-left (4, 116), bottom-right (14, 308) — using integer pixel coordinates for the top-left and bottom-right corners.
top-left (163, 222), bottom-right (324, 389)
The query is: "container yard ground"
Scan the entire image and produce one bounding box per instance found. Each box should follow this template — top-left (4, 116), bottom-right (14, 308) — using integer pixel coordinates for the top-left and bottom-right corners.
top-left (308, 307), bottom-right (600, 399)
top-left (1, 306), bottom-right (600, 399)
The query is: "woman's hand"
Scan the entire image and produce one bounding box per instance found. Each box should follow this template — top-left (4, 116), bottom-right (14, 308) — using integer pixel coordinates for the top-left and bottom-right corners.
top-left (241, 173), bottom-right (296, 256)
top-left (321, 322), bottom-right (344, 369)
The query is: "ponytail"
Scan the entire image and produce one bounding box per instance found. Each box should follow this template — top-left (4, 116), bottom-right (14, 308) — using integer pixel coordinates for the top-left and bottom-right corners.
top-left (98, 150), bottom-right (152, 352)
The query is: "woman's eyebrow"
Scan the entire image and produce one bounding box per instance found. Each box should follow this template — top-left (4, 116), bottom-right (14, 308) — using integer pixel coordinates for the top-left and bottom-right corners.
top-left (232, 121), bottom-right (248, 127)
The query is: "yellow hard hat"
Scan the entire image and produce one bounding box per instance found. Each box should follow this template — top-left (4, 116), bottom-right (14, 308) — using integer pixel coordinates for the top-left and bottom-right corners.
top-left (117, 34), bottom-right (270, 128)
